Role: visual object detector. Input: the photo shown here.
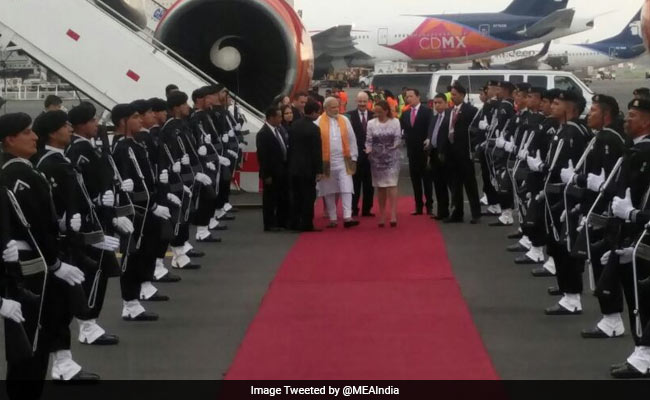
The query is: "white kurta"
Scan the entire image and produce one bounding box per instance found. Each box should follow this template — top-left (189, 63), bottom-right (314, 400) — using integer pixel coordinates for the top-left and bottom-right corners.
top-left (315, 115), bottom-right (358, 197)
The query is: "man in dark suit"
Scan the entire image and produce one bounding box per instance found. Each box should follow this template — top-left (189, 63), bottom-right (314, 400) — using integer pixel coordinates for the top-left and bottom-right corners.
top-left (347, 91), bottom-right (375, 217)
top-left (426, 93), bottom-right (450, 220)
top-left (291, 91), bottom-right (308, 121)
top-left (256, 107), bottom-right (290, 232)
top-left (400, 89), bottom-right (434, 215)
top-left (440, 83), bottom-right (481, 224)
top-left (287, 101), bottom-right (323, 231)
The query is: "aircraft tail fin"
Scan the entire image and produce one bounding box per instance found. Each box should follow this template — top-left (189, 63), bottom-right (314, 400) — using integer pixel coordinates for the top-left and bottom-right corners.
top-left (597, 8), bottom-right (643, 46)
top-left (503, 0), bottom-right (569, 16)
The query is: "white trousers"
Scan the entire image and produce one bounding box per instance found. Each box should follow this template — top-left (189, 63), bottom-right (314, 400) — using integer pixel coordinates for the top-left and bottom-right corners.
top-left (325, 193), bottom-right (352, 221)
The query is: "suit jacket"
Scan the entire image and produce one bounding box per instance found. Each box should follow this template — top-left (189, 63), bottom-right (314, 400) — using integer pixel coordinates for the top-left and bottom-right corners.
top-left (346, 109), bottom-right (375, 156)
top-left (440, 102), bottom-right (478, 159)
top-left (256, 124), bottom-right (288, 180)
top-left (427, 112), bottom-right (450, 152)
top-left (400, 105), bottom-right (434, 156)
top-left (287, 117), bottom-right (322, 178)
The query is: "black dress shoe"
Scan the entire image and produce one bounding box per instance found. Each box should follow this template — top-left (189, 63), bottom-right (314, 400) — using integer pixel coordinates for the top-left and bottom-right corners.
top-left (432, 214), bottom-right (449, 221)
top-left (344, 220), bottom-right (360, 228)
top-left (426, 209), bottom-right (434, 216)
top-left (141, 293), bottom-right (170, 302)
top-left (581, 326), bottom-right (623, 339)
top-left (547, 286), bottom-right (562, 296)
top-left (507, 243), bottom-right (528, 252)
top-left (610, 362), bottom-right (628, 372)
top-left (84, 333), bottom-right (119, 346)
top-left (264, 227), bottom-right (283, 232)
top-left (55, 370), bottom-right (101, 382)
top-left (210, 225), bottom-right (228, 231)
top-left (532, 267), bottom-right (555, 277)
top-left (154, 272), bottom-right (182, 283)
top-left (218, 214), bottom-right (235, 221)
top-left (172, 262), bottom-right (201, 270)
top-left (196, 236), bottom-right (222, 243)
top-left (544, 304), bottom-right (582, 316)
top-left (361, 212), bottom-right (375, 217)
top-left (411, 210), bottom-right (423, 216)
top-left (507, 231), bottom-right (524, 239)
top-left (443, 217), bottom-right (463, 224)
top-left (514, 255), bottom-right (544, 265)
top-left (489, 220), bottom-right (512, 227)
top-left (470, 218), bottom-right (481, 225)
top-left (123, 311), bottom-right (159, 322)
top-left (390, 221), bottom-right (397, 228)
top-left (611, 363), bottom-right (650, 379)
top-left (187, 249), bottom-right (205, 258)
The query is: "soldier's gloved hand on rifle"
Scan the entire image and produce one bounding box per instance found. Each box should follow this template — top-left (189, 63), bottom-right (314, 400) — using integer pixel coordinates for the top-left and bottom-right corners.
top-left (198, 146), bottom-right (207, 157)
top-left (601, 250), bottom-right (611, 266)
top-left (495, 131), bottom-right (505, 149)
top-left (587, 169), bottom-right (606, 192)
top-left (152, 205), bottom-right (171, 220)
top-left (203, 134), bottom-right (212, 144)
top-left (183, 185), bottom-right (192, 197)
top-left (172, 162), bottom-right (181, 173)
top-left (167, 193), bottom-right (182, 208)
top-left (206, 162), bottom-right (216, 171)
top-left (181, 154), bottom-right (190, 166)
top-left (561, 160), bottom-right (576, 184)
top-left (612, 188), bottom-right (635, 220)
top-left (615, 247), bottom-right (634, 264)
top-left (517, 148), bottom-right (528, 161)
top-left (121, 179), bottom-right (134, 193)
top-left (227, 150), bottom-right (238, 159)
top-left (70, 213), bottom-right (82, 233)
top-left (527, 150), bottom-right (543, 172)
top-left (478, 117), bottom-right (489, 131)
top-left (222, 134), bottom-right (229, 143)
top-left (98, 190), bottom-right (114, 207)
top-left (159, 169), bottom-right (169, 184)
top-left (238, 143), bottom-right (245, 150)
top-left (219, 156), bottom-right (231, 167)
top-left (195, 173), bottom-right (213, 186)
top-left (92, 235), bottom-right (120, 252)
top-left (54, 262), bottom-right (85, 286)
top-left (504, 137), bottom-right (515, 153)
top-left (112, 217), bottom-right (134, 234)
top-left (0, 298), bottom-right (25, 323)
top-left (3, 240), bottom-right (18, 263)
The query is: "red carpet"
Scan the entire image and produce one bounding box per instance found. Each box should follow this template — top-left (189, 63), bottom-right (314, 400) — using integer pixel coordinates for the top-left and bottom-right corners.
top-left (226, 198), bottom-right (498, 380)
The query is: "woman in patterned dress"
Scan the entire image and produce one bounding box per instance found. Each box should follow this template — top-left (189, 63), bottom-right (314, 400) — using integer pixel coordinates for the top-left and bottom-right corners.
top-left (365, 100), bottom-right (402, 227)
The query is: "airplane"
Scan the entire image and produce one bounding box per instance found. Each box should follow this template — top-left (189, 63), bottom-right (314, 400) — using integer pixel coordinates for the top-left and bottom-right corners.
top-left (488, 7), bottom-right (646, 70)
top-left (297, 0), bottom-right (598, 75)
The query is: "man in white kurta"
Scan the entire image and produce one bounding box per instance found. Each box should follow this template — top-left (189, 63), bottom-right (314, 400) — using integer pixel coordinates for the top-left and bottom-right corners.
top-left (316, 97), bottom-right (359, 228)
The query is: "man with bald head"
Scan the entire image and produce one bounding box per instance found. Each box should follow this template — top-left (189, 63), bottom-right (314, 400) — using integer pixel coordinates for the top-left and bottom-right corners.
top-left (347, 91), bottom-right (375, 217)
top-left (317, 97), bottom-right (359, 228)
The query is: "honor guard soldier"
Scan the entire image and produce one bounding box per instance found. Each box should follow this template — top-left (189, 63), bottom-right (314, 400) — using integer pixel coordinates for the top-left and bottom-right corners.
top-left (471, 81), bottom-right (500, 214)
top-left (111, 104), bottom-right (171, 320)
top-left (0, 113), bottom-right (92, 391)
top-left (160, 91), bottom-right (204, 269)
top-left (210, 84), bottom-right (236, 222)
top-left (600, 98), bottom-right (650, 378)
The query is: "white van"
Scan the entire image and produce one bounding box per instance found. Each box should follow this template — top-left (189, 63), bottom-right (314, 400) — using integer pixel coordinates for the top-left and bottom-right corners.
top-left (370, 70), bottom-right (594, 111)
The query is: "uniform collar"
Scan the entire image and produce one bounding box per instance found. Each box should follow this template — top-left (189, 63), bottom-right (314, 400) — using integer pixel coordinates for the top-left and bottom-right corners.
top-left (44, 145), bottom-right (65, 155)
top-left (633, 134), bottom-right (650, 144)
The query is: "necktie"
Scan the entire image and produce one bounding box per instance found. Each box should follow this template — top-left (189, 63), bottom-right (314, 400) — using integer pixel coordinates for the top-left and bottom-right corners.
top-left (361, 112), bottom-right (367, 133)
top-left (274, 128), bottom-right (287, 160)
top-left (431, 114), bottom-right (443, 147)
top-left (410, 107), bottom-right (417, 127)
top-left (449, 107), bottom-right (460, 144)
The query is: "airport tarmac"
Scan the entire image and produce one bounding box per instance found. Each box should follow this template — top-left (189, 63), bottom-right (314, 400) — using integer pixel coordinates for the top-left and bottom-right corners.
top-left (0, 78), bottom-right (647, 381)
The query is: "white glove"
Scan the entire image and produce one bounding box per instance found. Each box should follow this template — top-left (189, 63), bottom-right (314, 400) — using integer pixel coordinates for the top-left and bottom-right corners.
top-left (527, 150), bottom-right (543, 172)
top-left (112, 216), bottom-right (134, 234)
top-left (195, 172), bottom-right (213, 186)
top-left (206, 162), bottom-right (216, 171)
top-left (423, 139), bottom-right (431, 149)
top-left (167, 193), bottom-right (182, 207)
top-left (2, 240), bottom-right (18, 263)
top-left (183, 185), bottom-right (192, 195)
top-left (219, 156), bottom-right (231, 167)
top-left (54, 262), bottom-right (85, 286)
top-left (616, 247), bottom-right (634, 264)
top-left (121, 178), bottom-right (134, 193)
top-left (198, 146), bottom-right (207, 156)
top-left (181, 154), bottom-right (190, 166)
top-left (222, 134), bottom-right (229, 143)
top-left (227, 149), bottom-right (238, 158)
top-left (153, 205), bottom-right (171, 220)
top-left (612, 188), bottom-right (635, 220)
top-left (0, 298), bottom-right (24, 323)
top-left (560, 210), bottom-right (567, 223)
top-left (495, 132), bottom-right (505, 149)
top-left (70, 213), bottom-right (82, 233)
top-left (587, 169), bottom-right (606, 192)
top-left (101, 190), bottom-right (114, 207)
top-left (478, 117), bottom-right (489, 131)
top-left (159, 169), bottom-right (169, 184)
top-left (228, 129), bottom-right (235, 137)
top-left (517, 148), bottom-right (528, 161)
top-left (203, 134), bottom-right (212, 144)
top-left (504, 138), bottom-right (515, 153)
top-left (91, 235), bottom-right (120, 252)
top-left (560, 160), bottom-right (576, 184)
top-left (238, 143), bottom-right (245, 149)
top-left (172, 161), bottom-right (181, 173)
top-left (601, 250), bottom-right (611, 266)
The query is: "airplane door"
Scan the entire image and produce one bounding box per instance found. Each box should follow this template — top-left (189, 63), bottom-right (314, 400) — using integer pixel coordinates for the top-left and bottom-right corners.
top-left (609, 47), bottom-right (618, 60)
top-left (378, 28), bottom-right (388, 45)
top-left (479, 24), bottom-right (490, 35)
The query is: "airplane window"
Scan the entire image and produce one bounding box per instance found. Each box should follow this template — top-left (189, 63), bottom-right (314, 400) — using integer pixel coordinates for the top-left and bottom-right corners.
top-left (509, 75), bottom-right (524, 84)
top-left (528, 76), bottom-right (548, 87)
top-left (554, 76), bottom-right (580, 92)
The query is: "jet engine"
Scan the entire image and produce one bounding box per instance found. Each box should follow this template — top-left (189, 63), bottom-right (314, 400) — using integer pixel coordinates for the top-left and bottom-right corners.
top-left (155, 0), bottom-right (314, 110)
